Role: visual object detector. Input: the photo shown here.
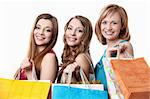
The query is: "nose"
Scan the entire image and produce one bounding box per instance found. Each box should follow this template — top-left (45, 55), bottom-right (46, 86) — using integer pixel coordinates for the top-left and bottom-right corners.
top-left (39, 29), bottom-right (44, 35)
top-left (70, 29), bottom-right (76, 35)
top-left (106, 23), bottom-right (112, 30)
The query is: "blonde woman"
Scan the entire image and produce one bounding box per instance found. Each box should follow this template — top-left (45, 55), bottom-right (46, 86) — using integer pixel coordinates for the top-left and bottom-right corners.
top-left (14, 13), bottom-right (58, 82)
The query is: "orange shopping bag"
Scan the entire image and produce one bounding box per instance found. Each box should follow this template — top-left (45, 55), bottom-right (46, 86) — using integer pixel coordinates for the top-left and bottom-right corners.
top-left (111, 57), bottom-right (150, 99)
top-left (0, 78), bottom-right (51, 99)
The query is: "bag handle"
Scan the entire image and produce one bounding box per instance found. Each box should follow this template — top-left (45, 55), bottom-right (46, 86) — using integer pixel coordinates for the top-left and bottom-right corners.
top-left (14, 60), bottom-right (38, 80)
top-left (66, 68), bottom-right (90, 84)
top-left (113, 43), bottom-right (133, 59)
top-left (26, 60), bottom-right (38, 80)
top-left (14, 68), bottom-right (21, 80)
top-left (79, 68), bottom-right (90, 84)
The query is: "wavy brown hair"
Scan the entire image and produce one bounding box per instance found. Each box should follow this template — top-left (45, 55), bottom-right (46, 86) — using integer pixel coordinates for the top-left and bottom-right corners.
top-left (95, 4), bottom-right (130, 45)
top-left (57, 15), bottom-right (93, 82)
top-left (62, 15), bottom-right (93, 67)
top-left (27, 13), bottom-right (58, 72)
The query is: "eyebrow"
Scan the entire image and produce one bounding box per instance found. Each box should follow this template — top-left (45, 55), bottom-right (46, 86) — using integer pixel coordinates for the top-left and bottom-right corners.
top-left (45, 26), bottom-right (52, 29)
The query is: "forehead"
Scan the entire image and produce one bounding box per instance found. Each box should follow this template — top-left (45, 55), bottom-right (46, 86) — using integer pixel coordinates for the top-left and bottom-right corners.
top-left (104, 12), bottom-right (121, 20)
top-left (36, 19), bottom-right (53, 27)
top-left (68, 18), bottom-right (83, 28)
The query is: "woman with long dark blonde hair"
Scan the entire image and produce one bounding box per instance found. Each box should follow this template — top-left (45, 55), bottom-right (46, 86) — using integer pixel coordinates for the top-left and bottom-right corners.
top-left (57, 15), bottom-right (95, 83)
top-left (14, 13), bottom-right (58, 82)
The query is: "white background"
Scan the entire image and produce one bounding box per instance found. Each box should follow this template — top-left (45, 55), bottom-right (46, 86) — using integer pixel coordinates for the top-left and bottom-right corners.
top-left (0, 0), bottom-right (150, 79)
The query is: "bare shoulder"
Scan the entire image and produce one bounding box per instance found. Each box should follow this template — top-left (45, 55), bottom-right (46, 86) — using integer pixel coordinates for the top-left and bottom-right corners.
top-left (76, 53), bottom-right (87, 61)
top-left (43, 53), bottom-right (56, 60)
top-left (75, 53), bottom-right (91, 66)
top-left (41, 53), bottom-right (57, 66)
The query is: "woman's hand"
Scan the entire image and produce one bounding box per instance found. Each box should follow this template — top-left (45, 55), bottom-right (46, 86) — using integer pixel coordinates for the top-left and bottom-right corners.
top-left (61, 62), bottom-right (79, 83)
top-left (63, 62), bottom-right (78, 74)
top-left (107, 42), bottom-right (133, 58)
top-left (20, 58), bottom-right (32, 69)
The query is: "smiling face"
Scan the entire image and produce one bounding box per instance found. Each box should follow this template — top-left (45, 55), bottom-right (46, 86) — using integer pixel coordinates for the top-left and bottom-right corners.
top-left (65, 18), bottom-right (84, 47)
top-left (101, 12), bottom-right (122, 41)
top-left (33, 19), bottom-right (53, 47)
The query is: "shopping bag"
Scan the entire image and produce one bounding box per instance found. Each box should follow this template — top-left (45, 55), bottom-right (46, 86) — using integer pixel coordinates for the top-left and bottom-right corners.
top-left (0, 78), bottom-right (50, 99)
top-left (52, 84), bottom-right (108, 99)
top-left (111, 57), bottom-right (150, 99)
top-left (95, 56), bottom-right (108, 90)
top-left (52, 68), bottom-right (108, 99)
top-left (102, 57), bottom-right (124, 99)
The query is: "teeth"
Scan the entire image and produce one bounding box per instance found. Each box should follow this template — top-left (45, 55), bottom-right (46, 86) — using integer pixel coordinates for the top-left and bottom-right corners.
top-left (105, 31), bottom-right (113, 35)
top-left (68, 37), bottom-right (76, 41)
top-left (36, 36), bottom-right (44, 40)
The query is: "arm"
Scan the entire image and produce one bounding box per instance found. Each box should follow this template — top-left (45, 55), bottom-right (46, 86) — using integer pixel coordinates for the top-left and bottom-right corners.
top-left (40, 53), bottom-right (58, 82)
top-left (75, 53), bottom-right (91, 79)
top-left (107, 41), bottom-right (134, 58)
top-left (63, 53), bottom-right (91, 80)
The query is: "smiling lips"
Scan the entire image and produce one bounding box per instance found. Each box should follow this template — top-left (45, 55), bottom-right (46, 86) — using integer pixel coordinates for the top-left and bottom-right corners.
top-left (105, 31), bottom-right (114, 35)
top-left (67, 37), bottom-right (77, 42)
top-left (36, 36), bottom-right (45, 40)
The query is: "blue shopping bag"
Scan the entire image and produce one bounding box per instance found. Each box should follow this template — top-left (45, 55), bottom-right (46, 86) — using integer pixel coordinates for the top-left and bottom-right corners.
top-left (52, 84), bottom-right (108, 99)
top-left (95, 56), bottom-right (108, 90)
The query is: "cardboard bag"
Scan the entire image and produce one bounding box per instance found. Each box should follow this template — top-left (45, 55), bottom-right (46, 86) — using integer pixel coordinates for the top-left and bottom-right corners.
top-left (111, 57), bottom-right (150, 99)
top-left (0, 78), bottom-right (50, 99)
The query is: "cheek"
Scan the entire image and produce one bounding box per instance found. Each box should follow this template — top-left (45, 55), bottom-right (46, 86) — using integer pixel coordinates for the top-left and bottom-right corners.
top-left (65, 31), bottom-right (69, 37)
top-left (115, 26), bottom-right (121, 33)
top-left (101, 25), bottom-right (104, 30)
top-left (77, 34), bottom-right (83, 42)
top-left (46, 33), bottom-right (53, 41)
top-left (64, 32), bottom-right (70, 40)
top-left (33, 29), bottom-right (38, 34)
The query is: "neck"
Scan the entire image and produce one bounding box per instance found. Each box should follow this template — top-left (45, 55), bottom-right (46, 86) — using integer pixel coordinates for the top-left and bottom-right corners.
top-left (37, 46), bottom-right (46, 53)
top-left (107, 39), bottom-right (120, 48)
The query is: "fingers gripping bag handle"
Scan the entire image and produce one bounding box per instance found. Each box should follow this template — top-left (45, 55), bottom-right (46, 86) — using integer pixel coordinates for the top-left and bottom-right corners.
top-left (26, 60), bottom-right (38, 80)
top-left (115, 41), bottom-right (134, 59)
top-left (65, 67), bottom-right (90, 84)
top-left (14, 60), bottom-right (38, 80)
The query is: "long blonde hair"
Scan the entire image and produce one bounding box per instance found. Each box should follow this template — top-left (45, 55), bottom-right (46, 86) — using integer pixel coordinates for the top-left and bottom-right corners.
top-left (27, 13), bottom-right (58, 71)
top-left (95, 4), bottom-right (130, 45)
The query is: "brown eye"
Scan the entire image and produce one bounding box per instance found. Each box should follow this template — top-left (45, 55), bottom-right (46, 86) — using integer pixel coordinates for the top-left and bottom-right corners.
top-left (78, 30), bottom-right (83, 33)
top-left (102, 21), bottom-right (107, 25)
top-left (67, 27), bottom-right (72, 30)
top-left (35, 26), bottom-right (40, 30)
top-left (112, 21), bottom-right (117, 25)
top-left (46, 29), bottom-right (52, 32)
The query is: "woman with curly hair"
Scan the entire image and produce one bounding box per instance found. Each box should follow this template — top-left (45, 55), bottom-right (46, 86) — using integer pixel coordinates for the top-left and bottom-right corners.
top-left (57, 15), bottom-right (95, 83)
